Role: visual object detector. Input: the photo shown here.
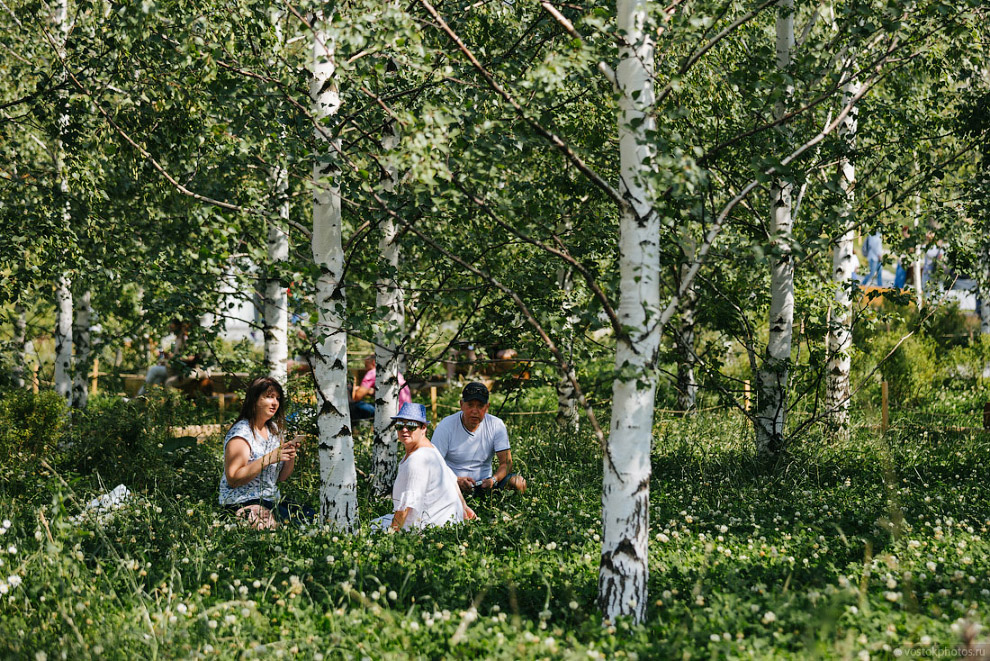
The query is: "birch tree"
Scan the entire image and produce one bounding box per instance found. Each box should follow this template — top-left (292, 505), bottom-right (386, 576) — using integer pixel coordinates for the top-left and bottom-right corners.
top-left (556, 256), bottom-right (580, 431)
top-left (370, 118), bottom-right (405, 498)
top-left (264, 11), bottom-right (290, 387)
top-left (675, 236), bottom-right (698, 411)
top-left (51, 0), bottom-right (73, 401)
top-left (311, 12), bottom-right (359, 531)
top-left (71, 290), bottom-right (92, 408)
top-left (599, 0), bottom-right (659, 624)
top-left (824, 57), bottom-right (861, 434)
top-left (13, 304), bottom-right (27, 389)
top-left (754, 0), bottom-right (795, 458)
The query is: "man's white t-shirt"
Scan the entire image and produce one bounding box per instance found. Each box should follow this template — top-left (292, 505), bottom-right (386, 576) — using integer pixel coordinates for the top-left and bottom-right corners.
top-left (431, 412), bottom-right (510, 481)
top-left (391, 446), bottom-right (464, 530)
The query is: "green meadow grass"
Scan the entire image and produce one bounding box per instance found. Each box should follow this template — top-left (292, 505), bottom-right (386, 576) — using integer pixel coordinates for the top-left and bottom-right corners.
top-left (1, 386), bottom-right (988, 659)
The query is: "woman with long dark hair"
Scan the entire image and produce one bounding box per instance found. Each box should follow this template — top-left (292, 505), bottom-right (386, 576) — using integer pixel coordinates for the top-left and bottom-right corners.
top-left (218, 376), bottom-right (310, 528)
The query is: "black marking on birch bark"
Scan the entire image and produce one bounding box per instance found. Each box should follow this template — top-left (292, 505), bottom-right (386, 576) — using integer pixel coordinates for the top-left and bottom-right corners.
top-left (599, 539), bottom-right (643, 573)
top-left (319, 399), bottom-right (344, 417)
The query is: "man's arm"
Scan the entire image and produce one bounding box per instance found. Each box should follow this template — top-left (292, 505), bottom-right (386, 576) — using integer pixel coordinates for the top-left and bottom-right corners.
top-left (489, 449), bottom-right (512, 486)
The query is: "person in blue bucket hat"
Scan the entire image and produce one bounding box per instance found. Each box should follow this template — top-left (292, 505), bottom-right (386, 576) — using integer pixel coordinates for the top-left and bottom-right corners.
top-left (372, 402), bottom-right (476, 531)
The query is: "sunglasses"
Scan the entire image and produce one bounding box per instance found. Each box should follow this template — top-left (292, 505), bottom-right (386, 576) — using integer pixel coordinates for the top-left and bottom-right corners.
top-left (394, 421), bottom-right (423, 431)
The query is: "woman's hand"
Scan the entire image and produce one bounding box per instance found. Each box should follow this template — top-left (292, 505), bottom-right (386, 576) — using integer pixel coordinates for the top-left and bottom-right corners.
top-left (464, 505), bottom-right (477, 521)
top-left (274, 439), bottom-right (298, 462)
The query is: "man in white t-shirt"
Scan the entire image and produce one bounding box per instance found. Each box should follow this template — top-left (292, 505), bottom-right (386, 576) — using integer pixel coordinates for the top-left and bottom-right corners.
top-left (432, 382), bottom-right (528, 496)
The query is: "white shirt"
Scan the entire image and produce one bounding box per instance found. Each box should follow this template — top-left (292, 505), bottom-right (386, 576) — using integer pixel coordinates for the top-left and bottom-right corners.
top-left (392, 446), bottom-right (464, 530)
top-left (431, 412), bottom-right (510, 481)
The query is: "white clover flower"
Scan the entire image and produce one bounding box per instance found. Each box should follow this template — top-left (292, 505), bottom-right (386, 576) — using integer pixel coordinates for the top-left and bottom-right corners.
top-left (1, 520), bottom-right (10, 529)
top-left (920, 635), bottom-right (932, 646)
top-left (0, 582), bottom-right (8, 594)
top-left (388, 591), bottom-right (397, 601)
top-left (709, 634), bottom-right (721, 642)
top-left (7, 546), bottom-right (16, 555)
top-left (656, 533), bottom-right (669, 543)
top-left (761, 611), bottom-right (776, 624)
top-left (8, 575), bottom-right (21, 588)
top-left (177, 603), bottom-right (188, 615)
top-left (207, 619), bottom-right (217, 629)
top-left (884, 591), bottom-right (901, 602)
top-left (569, 601), bottom-right (579, 610)
top-left (224, 614), bottom-right (236, 625)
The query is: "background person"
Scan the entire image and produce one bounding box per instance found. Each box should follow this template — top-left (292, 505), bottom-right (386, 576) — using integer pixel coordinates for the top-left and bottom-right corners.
top-left (218, 376), bottom-right (311, 529)
top-left (352, 354), bottom-right (412, 420)
top-left (372, 403), bottom-right (475, 531)
top-left (432, 382), bottom-right (527, 496)
top-left (861, 231), bottom-right (883, 287)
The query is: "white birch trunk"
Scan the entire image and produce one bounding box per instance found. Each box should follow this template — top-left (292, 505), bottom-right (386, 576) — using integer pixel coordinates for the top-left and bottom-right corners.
top-left (755, 0), bottom-right (795, 458)
top-left (675, 289), bottom-right (697, 412)
top-left (824, 68), bottom-right (861, 434)
top-left (13, 304), bottom-right (27, 388)
top-left (556, 262), bottom-right (580, 431)
top-left (600, 0), bottom-right (658, 625)
top-left (264, 12), bottom-right (289, 387)
top-left (675, 238), bottom-right (698, 412)
top-left (54, 277), bottom-right (73, 400)
top-left (311, 15), bottom-right (358, 531)
top-left (71, 290), bottom-right (92, 408)
top-left (371, 119), bottom-right (405, 498)
top-left (52, 0), bottom-right (73, 402)
top-left (913, 256), bottom-right (923, 308)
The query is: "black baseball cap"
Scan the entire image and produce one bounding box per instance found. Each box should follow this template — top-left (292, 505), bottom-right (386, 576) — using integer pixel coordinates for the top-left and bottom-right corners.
top-left (461, 381), bottom-right (489, 404)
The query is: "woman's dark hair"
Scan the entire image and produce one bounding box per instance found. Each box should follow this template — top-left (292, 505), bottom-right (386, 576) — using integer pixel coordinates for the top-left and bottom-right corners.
top-left (237, 376), bottom-right (287, 434)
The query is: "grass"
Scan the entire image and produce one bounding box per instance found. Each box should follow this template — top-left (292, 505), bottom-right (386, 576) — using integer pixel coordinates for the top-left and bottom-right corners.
top-left (1, 382), bottom-right (989, 660)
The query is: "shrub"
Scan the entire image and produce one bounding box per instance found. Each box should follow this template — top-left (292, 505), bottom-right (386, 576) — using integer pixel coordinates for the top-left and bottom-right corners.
top-left (944, 334), bottom-right (990, 384)
top-left (60, 391), bottom-right (220, 499)
top-left (922, 300), bottom-right (975, 352)
top-left (0, 390), bottom-right (68, 492)
top-left (868, 331), bottom-right (938, 406)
